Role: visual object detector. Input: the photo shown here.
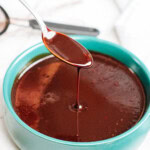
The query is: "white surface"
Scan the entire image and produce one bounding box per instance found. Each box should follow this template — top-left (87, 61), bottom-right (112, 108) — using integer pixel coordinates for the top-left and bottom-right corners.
top-left (115, 0), bottom-right (150, 71)
top-left (0, 0), bottom-right (149, 149)
top-left (114, 0), bottom-right (132, 11)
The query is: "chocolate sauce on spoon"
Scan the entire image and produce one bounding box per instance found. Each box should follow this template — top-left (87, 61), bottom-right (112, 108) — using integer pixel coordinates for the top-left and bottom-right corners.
top-left (43, 30), bottom-right (93, 68)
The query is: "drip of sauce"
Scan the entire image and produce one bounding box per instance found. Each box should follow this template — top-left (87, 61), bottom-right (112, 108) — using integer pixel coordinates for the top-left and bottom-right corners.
top-left (43, 33), bottom-right (93, 140)
top-left (11, 52), bottom-right (145, 142)
top-left (76, 67), bottom-right (80, 141)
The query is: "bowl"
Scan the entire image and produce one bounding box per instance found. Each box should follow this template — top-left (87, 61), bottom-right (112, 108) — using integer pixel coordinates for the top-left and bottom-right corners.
top-left (3, 35), bottom-right (150, 150)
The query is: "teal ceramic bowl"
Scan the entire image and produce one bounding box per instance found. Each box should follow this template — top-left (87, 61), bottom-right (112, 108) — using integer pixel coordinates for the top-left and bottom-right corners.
top-left (3, 36), bottom-right (150, 150)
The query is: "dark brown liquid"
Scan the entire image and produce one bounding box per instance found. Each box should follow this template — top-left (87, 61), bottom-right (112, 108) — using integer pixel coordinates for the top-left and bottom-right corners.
top-left (11, 52), bottom-right (145, 142)
top-left (43, 31), bottom-right (93, 67)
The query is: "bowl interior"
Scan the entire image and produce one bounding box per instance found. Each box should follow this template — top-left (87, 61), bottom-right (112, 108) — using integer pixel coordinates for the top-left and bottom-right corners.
top-left (3, 36), bottom-right (150, 145)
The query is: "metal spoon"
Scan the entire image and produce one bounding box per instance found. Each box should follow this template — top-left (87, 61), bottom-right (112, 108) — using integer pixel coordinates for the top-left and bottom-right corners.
top-left (19, 0), bottom-right (93, 68)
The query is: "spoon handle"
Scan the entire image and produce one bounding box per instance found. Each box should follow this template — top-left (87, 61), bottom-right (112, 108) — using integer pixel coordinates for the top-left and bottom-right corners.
top-left (29, 19), bottom-right (100, 36)
top-left (18, 0), bottom-right (47, 33)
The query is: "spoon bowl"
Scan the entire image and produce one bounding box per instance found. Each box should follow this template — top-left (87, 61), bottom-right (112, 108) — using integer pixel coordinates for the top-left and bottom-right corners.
top-left (43, 29), bottom-right (93, 67)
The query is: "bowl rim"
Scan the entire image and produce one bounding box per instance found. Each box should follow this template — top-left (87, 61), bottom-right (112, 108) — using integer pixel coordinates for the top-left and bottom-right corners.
top-left (3, 35), bottom-right (150, 146)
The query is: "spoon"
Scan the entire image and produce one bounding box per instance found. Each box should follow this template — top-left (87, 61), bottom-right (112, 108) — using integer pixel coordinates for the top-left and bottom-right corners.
top-left (19, 0), bottom-right (93, 68)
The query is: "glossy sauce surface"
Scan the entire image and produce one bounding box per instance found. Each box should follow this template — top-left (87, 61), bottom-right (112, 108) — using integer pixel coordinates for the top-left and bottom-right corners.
top-left (11, 52), bottom-right (145, 142)
top-left (43, 32), bottom-right (92, 67)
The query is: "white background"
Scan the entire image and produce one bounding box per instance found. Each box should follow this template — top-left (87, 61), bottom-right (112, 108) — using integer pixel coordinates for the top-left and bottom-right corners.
top-left (0, 0), bottom-right (150, 149)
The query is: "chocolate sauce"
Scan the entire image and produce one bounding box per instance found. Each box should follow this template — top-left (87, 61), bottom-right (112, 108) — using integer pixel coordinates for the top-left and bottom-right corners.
top-left (43, 32), bottom-right (93, 67)
top-left (11, 52), bottom-right (145, 142)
